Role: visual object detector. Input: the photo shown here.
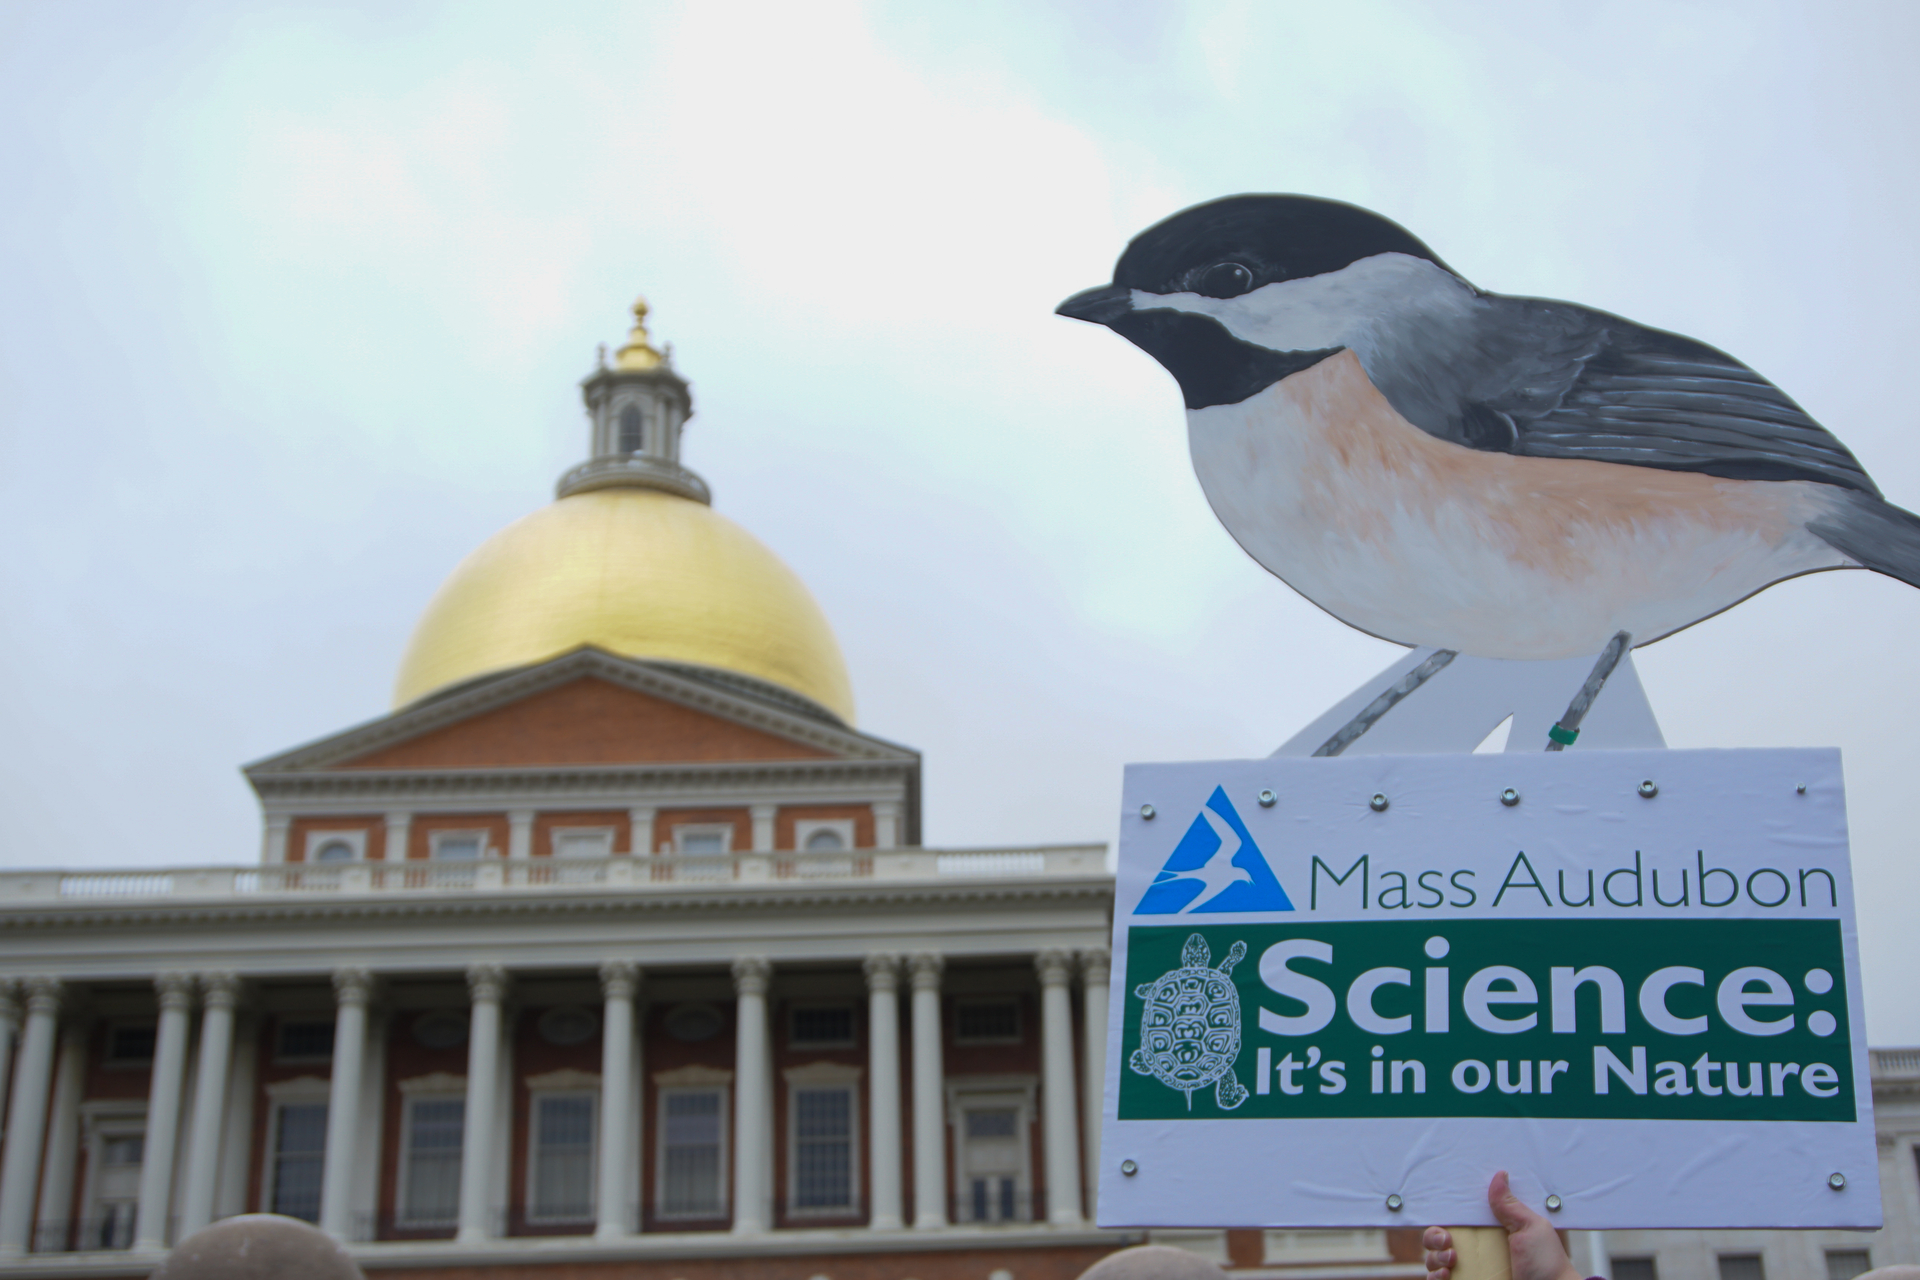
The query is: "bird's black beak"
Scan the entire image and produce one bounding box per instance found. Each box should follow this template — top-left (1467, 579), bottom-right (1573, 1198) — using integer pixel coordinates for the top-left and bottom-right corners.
top-left (1056, 284), bottom-right (1133, 326)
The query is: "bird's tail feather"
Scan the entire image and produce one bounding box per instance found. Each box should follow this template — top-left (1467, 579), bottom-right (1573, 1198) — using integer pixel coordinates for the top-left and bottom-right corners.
top-left (1808, 490), bottom-right (1920, 590)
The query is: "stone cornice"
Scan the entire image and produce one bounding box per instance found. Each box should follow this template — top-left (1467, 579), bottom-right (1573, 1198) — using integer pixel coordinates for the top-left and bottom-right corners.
top-left (244, 650), bottom-right (917, 780)
top-left (248, 758), bottom-right (915, 806)
top-left (0, 877), bottom-right (1115, 937)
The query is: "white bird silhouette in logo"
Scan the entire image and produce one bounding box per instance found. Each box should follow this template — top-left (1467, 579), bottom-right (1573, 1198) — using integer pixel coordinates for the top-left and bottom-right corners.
top-left (1163, 807), bottom-right (1254, 914)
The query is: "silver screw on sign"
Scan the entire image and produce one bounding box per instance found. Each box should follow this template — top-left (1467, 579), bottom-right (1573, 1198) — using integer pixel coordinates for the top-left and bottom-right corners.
top-left (1501, 788), bottom-right (1520, 807)
top-left (1638, 780), bottom-right (1659, 798)
top-left (1829, 1172), bottom-right (1847, 1191)
top-left (1384, 1194), bottom-right (1403, 1211)
top-left (1120, 1160), bottom-right (1139, 1177)
top-left (1139, 804), bottom-right (1155, 820)
top-left (1258, 789), bottom-right (1277, 808)
top-left (1370, 794), bottom-right (1389, 812)
top-left (1544, 1195), bottom-right (1563, 1212)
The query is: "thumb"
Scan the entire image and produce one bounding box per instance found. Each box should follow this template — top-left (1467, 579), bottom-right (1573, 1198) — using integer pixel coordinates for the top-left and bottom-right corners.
top-left (1488, 1170), bottom-right (1543, 1236)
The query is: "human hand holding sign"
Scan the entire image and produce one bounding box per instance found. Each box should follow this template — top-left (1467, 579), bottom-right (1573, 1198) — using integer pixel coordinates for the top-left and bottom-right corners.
top-left (1425, 1172), bottom-right (1581, 1280)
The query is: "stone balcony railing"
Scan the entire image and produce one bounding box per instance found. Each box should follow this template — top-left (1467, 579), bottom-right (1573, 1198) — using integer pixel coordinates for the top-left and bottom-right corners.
top-left (1, 845), bottom-right (1109, 903)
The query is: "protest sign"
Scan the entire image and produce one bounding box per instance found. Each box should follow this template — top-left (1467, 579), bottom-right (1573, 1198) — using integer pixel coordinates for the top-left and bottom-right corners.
top-left (1097, 748), bottom-right (1878, 1230)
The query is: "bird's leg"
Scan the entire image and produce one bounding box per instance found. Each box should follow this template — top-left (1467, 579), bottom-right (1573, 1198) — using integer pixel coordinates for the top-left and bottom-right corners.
top-left (1543, 631), bottom-right (1631, 751)
top-left (1312, 649), bottom-right (1458, 757)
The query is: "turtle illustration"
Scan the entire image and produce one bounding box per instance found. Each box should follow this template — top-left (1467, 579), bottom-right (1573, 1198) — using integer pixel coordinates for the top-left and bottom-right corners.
top-left (1129, 933), bottom-right (1250, 1111)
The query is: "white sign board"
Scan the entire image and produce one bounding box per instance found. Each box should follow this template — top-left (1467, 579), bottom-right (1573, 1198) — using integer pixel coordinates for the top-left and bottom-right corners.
top-left (1098, 748), bottom-right (1877, 1230)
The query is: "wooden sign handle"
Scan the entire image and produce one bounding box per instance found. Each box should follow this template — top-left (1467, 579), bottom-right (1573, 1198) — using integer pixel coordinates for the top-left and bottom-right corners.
top-left (1447, 1225), bottom-right (1512, 1280)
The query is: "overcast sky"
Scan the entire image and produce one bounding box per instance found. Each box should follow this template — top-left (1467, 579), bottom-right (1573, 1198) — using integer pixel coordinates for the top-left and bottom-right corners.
top-left (4, 1), bottom-right (1919, 1040)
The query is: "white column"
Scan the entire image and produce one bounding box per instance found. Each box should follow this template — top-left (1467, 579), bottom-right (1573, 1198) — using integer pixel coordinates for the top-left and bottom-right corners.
top-left (263, 813), bottom-right (291, 864)
top-left (596, 962), bottom-right (640, 1240)
top-left (0, 978), bottom-right (61, 1257)
top-left (1079, 948), bottom-right (1110, 1197)
top-left (383, 811), bottom-right (412, 862)
top-left (318, 969), bottom-right (372, 1240)
top-left (864, 954), bottom-right (903, 1230)
top-left (508, 808), bottom-right (535, 860)
top-left (627, 807), bottom-right (655, 858)
top-left (907, 953), bottom-right (945, 1228)
top-left (0, 983), bottom-right (20, 1125)
top-left (730, 957), bottom-right (771, 1235)
top-left (178, 974), bottom-right (239, 1236)
top-left (873, 801), bottom-right (901, 850)
top-left (1036, 949), bottom-right (1083, 1226)
top-left (35, 1020), bottom-right (88, 1247)
top-left (134, 973), bottom-right (195, 1250)
top-left (457, 965), bottom-right (508, 1244)
top-left (750, 805), bottom-right (776, 853)
top-left (215, 1016), bottom-right (258, 1220)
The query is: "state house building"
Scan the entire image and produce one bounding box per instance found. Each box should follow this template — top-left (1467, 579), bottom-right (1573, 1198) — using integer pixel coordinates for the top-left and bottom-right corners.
top-left (0, 303), bottom-right (1915, 1280)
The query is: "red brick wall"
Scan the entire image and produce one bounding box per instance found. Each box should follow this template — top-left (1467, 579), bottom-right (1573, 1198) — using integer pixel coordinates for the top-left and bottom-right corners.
top-left (356, 1242), bottom-right (1130, 1280)
top-left (774, 805), bottom-right (875, 850)
top-left (285, 816), bottom-right (382, 863)
top-left (651, 808), bottom-right (751, 854)
top-left (339, 678), bottom-right (834, 770)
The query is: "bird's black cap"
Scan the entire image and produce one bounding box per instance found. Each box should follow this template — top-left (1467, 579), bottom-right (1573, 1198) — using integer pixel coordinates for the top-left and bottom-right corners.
top-left (1109, 193), bottom-right (1451, 297)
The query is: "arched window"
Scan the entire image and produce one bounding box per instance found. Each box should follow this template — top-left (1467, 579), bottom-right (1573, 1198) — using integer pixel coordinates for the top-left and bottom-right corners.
top-left (803, 828), bottom-right (846, 852)
top-left (618, 405), bottom-right (644, 454)
top-left (313, 839), bottom-right (355, 863)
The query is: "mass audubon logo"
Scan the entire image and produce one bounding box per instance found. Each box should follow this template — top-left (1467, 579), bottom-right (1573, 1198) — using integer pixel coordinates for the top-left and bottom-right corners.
top-left (1135, 787), bottom-right (1293, 915)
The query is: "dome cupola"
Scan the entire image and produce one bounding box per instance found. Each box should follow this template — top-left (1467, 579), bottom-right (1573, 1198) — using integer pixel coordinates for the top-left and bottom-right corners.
top-left (557, 297), bottom-right (709, 504)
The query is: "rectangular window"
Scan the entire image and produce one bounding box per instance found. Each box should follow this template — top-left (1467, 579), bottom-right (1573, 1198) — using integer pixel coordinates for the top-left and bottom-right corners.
top-left (105, 1023), bottom-right (156, 1064)
top-left (957, 1105), bottom-right (1025, 1222)
top-left (1612, 1260), bottom-right (1659, 1280)
top-left (675, 827), bottom-right (730, 854)
top-left (432, 832), bottom-right (484, 860)
top-left (792, 1086), bottom-right (855, 1212)
top-left (90, 1131), bottom-right (143, 1249)
top-left (276, 1020), bottom-right (335, 1062)
top-left (659, 1088), bottom-right (727, 1218)
top-left (270, 1103), bottom-right (328, 1222)
top-left (791, 1005), bottom-right (855, 1048)
top-left (1826, 1251), bottom-right (1873, 1280)
top-left (401, 1097), bottom-right (465, 1224)
top-left (553, 829), bottom-right (614, 858)
top-left (529, 1093), bottom-right (596, 1222)
top-left (1718, 1255), bottom-right (1765, 1280)
top-left (955, 999), bottom-right (1021, 1044)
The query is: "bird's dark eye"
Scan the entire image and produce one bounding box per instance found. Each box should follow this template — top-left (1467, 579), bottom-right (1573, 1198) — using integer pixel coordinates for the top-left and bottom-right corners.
top-left (1195, 262), bottom-right (1255, 298)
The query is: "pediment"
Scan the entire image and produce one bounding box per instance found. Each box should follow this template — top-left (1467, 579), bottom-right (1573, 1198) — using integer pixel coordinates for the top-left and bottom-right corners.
top-left (246, 649), bottom-right (917, 775)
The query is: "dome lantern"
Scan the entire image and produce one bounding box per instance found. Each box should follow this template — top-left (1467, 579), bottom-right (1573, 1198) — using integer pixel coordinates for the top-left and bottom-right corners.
top-left (557, 298), bottom-right (709, 504)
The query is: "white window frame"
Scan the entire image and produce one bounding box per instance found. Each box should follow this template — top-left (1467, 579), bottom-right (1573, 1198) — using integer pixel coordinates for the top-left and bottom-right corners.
top-left (551, 826), bottom-right (616, 859)
top-left (788, 1003), bottom-right (856, 1050)
top-left (262, 1076), bottom-right (332, 1221)
top-left (953, 996), bottom-right (1023, 1045)
top-left (946, 1076), bottom-right (1036, 1225)
top-left (653, 1065), bottom-right (732, 1221)
top-left (77, 1105), bottom-right (147, 1251)
top-left (304, 829), bottom-right (367, 863)
top-left (669, 824), bottom-right (733, 855)
top-left (794, 819), bottom-right (856, 852)
top-left (525, 1086), bottom-right (599, 1224)
top-left (396, 1081), bottom-right (468, 1226)
top-left (429, 829), bottom-right (490, 860)
top-left (784, 1061), bottom-right (862, 1218)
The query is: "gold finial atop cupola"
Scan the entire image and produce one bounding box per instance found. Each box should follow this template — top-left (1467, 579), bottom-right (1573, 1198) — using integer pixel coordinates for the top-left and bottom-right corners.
top-left (614, 296), bottom-right (666, 371)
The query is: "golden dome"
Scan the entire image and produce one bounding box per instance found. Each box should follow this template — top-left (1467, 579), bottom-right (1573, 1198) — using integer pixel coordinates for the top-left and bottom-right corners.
top-left (393, 488), bottom-right (855, 720)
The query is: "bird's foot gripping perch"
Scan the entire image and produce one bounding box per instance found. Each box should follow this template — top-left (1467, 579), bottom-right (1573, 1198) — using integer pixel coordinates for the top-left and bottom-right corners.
top-left (1543, 631), bottom-right (1630, 752)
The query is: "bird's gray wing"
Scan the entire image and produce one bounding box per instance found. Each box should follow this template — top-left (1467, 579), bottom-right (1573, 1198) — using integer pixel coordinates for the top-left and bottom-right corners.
top-left (1371, 294), bottom-right (1881, 496)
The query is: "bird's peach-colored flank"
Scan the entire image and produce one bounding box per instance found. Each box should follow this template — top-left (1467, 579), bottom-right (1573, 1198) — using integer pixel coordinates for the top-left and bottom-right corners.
top-left (1283, 350), bottom-right (1799, 576)
top-left (1187, 348), bottom-right (1850, 658)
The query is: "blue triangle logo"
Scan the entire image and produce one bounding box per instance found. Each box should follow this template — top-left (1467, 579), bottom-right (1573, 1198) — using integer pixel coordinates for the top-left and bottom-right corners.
top-left (1134, 786), bottom-right (1294, 915)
